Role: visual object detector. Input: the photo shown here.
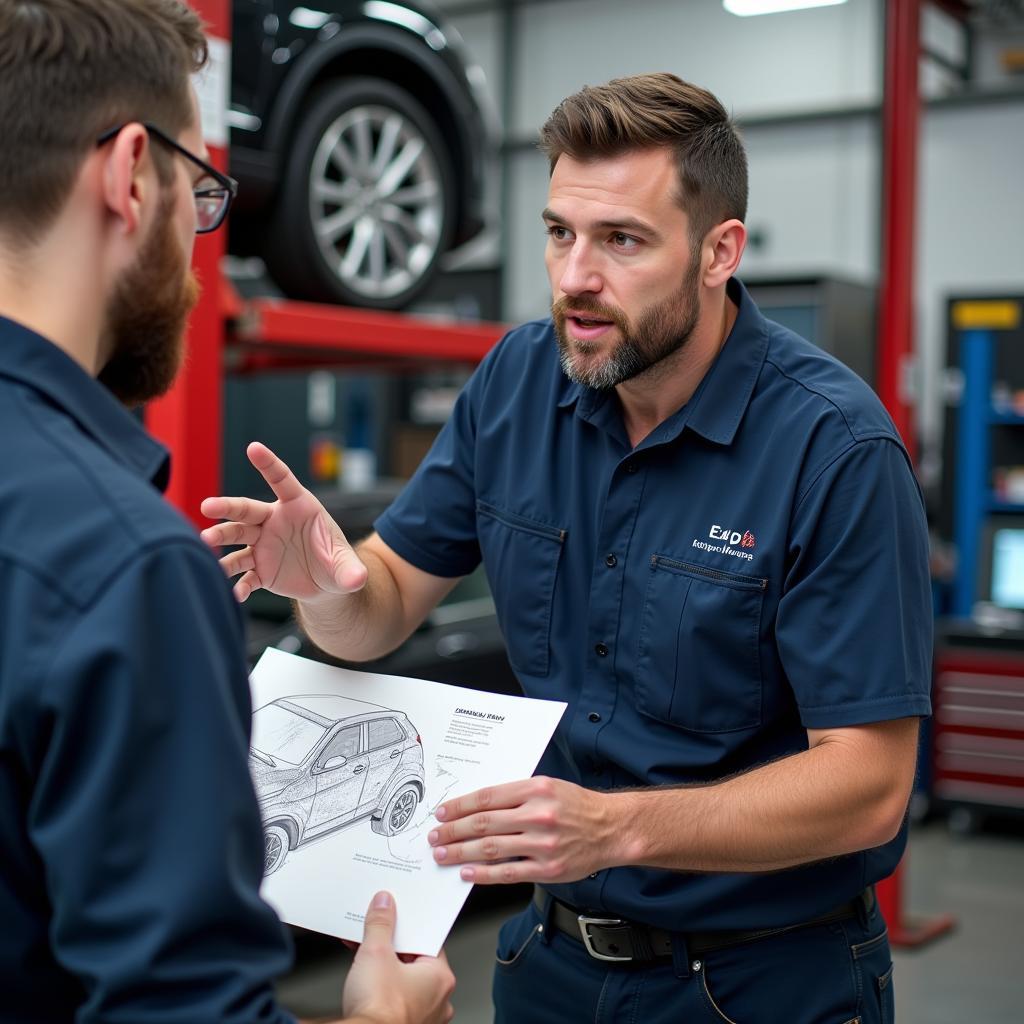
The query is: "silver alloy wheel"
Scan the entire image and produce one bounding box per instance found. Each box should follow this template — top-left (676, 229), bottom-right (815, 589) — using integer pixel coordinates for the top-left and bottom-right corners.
top-left (309, 104), bottom-right (444, 302)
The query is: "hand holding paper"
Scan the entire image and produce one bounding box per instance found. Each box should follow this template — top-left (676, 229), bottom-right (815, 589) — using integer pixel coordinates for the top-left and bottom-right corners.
top-left (428, 776), bottom-right (620, 885)
top-left (341, 891), bottom-right (454, 1024)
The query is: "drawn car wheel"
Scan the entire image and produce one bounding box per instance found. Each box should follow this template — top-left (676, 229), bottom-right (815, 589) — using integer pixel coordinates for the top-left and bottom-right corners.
top-left (371, 784), bottom-right (420, 836)
top-left (263, 823), bottom-right (291, 875)
top-left (265, 77), bottom-right (456, 310)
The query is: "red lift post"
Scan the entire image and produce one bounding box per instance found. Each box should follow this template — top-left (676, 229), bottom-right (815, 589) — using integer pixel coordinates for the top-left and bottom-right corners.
top-left (877, 0), bottom-right (920, 461)
top-left (873, 0), bottom-right (955, 948)
top-left (144, 0), bottom-right (231, 529)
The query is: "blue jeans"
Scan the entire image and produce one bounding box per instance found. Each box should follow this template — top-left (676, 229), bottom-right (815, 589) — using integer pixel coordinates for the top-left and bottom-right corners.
top-left (493, 895), bottom-right (894, 1024)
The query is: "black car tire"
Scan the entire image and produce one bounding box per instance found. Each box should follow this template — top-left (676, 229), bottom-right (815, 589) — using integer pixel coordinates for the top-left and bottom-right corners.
top-left (264, 822), bottom-right (291, 875)
top-left (264, 77), bottom-right (457, 310)
top-left (371, 783), bottom-right (421, 836)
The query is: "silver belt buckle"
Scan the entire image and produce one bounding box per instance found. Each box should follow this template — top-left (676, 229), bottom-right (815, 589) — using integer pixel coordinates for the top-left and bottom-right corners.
top-left (577, 913), bottom-right (632, 962)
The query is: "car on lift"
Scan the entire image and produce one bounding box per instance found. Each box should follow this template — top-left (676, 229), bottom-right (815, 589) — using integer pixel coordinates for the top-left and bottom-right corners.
top-left (228, 0), bottom-right (496, 310)
top-left (250, 694), bottom-right (426, 875)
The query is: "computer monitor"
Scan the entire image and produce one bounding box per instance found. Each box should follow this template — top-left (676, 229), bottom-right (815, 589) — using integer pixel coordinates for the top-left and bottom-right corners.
top-left (977, 517), bottom-right (1024, 612)
top-left (991, 527), bottom-right (1024, 610)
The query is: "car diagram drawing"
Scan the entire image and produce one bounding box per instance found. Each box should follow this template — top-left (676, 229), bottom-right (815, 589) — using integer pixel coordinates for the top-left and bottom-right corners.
top-left (249, 694), bottom-right (426, 875)
top-left (246, 647), bottom-right (566, 952)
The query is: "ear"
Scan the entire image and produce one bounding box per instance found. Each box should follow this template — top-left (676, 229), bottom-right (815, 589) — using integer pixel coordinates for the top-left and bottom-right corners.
top-left (702, 219), bottom-right (746, 289)
top-left (99, 124), bottom-right (153, 239)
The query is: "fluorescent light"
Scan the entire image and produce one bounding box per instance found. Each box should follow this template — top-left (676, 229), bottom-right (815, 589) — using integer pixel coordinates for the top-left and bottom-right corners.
top-left (724, 0), bottom-right (848, 15)
top-left (289, 7), bottom-right (331, 30)
top-left (364, 1), bottom-right (448, 50)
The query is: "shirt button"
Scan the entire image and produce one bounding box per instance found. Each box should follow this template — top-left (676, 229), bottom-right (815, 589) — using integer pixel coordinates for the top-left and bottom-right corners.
top-left (595, 643), bottom-right (609, 657)
top-left (588, 712), bottom-right (601, 723)
top-left (605, 554), bottom-right (617, 568)
top-left (625, 461), bottom-right (639, 474)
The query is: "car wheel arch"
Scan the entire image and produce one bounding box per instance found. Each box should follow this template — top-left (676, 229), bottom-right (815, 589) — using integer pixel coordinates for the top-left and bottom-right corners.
top-left (265, 815), bottom-right (301, 848)
top-left (370, 780), bottom-right (423, 836)
top-left (374, 775), bottom-right (424, 817)
top-left (263, 27), bottom-right (476, 225)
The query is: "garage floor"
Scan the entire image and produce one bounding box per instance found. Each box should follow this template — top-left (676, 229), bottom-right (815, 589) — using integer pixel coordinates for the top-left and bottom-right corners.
top-left (277, 818), bottom-right (1022, 1023)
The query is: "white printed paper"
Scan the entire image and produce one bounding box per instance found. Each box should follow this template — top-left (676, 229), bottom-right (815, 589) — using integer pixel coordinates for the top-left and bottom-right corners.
top-left (248, 647), bottom-right (566, 956)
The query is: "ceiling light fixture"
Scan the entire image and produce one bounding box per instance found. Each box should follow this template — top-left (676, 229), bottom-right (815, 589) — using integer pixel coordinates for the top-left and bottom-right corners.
top-left (724, 0), bottom-right (848, 15)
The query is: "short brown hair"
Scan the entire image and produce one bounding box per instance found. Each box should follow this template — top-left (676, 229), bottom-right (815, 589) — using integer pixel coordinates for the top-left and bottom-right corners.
top-left (539, 72), bottom-right (748, 244)
top-left (0, 0), bottom-right (208, 246)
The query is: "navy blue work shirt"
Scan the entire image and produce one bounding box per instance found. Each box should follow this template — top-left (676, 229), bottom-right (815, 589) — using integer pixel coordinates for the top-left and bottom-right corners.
top-left (0, 317), bottom-right (294, 1022)
top-left (376, 278), bottom-right (933, 932)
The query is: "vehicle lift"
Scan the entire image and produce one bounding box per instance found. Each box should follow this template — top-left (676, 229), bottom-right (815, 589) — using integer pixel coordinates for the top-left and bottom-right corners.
top-left (159, 0), bottom-right (952, 949)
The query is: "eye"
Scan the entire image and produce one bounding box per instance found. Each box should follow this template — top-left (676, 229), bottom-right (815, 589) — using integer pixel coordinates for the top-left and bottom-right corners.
top-left (545, 224), bottom-right (572, 242)
top-left (611, 232), bottom-right (639, 250)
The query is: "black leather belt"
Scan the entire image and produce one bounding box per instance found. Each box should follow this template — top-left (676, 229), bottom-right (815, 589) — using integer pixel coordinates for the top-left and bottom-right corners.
top-left (534, 885), bottom-right (874, 964)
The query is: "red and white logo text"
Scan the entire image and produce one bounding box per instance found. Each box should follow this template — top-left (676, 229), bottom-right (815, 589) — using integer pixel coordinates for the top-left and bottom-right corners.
top-left (708, 524), bottom-right (756, 550)
top-left (691, 524), bottom-right (757, 562)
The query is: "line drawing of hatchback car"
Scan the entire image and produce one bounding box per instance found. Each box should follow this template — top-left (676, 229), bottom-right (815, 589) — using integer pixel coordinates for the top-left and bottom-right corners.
top-left (249, 694), bottom-right (425, 875)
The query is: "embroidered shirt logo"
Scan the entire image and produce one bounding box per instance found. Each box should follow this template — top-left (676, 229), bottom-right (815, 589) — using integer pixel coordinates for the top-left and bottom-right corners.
top-left (692, 524), bottom-right (757, 562)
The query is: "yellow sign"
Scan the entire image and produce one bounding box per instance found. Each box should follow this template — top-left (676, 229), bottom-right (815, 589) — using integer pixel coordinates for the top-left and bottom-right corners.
top-left (952, 301), bottom-right (1021, 331)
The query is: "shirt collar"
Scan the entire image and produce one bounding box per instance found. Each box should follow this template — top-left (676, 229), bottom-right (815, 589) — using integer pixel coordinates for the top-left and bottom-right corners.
top-left (0, 316), bottom-right (170, 489)
top-left (554, 277), bottom-right (769, 448)
top-left (556, 372), bottom-right (583, 410)
top-left (683, 277), bottom-right (769, 447)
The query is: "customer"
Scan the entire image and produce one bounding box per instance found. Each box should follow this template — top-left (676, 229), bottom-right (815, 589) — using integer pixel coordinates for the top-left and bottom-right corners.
top-left (0, 2), bottom-right (453, 1022)
top-left (205, 72), bottom-right (931, 1024)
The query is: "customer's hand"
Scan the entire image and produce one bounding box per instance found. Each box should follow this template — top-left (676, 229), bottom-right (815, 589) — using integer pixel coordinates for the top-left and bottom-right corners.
top-left (341, 891), bottom-right (455, 1024)
top-left (200, 442), bottom-right (368, 603)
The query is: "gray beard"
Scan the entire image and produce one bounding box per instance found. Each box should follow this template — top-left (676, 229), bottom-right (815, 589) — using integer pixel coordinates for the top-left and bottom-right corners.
top-left (558, 299), bottom-right (700, 391)
top-left (555, 255), bottom-right (702, 391)
top-left (559, 340), bottom-right (648, 390)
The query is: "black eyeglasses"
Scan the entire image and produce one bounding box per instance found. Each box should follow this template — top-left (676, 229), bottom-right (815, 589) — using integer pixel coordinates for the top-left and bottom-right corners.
top-left (96, 122), bottom-right (238, 234)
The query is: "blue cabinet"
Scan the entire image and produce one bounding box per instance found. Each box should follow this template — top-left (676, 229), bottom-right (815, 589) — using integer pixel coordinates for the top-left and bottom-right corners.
top-left (950, 311), bottom-right (1024, 616)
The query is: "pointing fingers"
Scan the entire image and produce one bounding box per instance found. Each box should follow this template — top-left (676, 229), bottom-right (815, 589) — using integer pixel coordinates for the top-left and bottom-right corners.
top-left (246, 441), bottom-right (307, 503)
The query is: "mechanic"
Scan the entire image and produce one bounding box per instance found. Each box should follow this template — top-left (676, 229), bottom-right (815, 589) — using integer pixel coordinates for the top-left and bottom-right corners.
top-left (0, 2), bottom-right (453, 1021)
top-left (204, 72), bottom-right (931, 1024)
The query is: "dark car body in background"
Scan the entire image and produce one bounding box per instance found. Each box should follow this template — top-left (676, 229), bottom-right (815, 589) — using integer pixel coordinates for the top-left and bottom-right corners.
top-left (228, 0), bottom-right (495, 309)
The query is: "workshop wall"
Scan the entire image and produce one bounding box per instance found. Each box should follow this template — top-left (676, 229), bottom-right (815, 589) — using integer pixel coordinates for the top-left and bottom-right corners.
top-left (441, 0), bottom-right (1024, 457)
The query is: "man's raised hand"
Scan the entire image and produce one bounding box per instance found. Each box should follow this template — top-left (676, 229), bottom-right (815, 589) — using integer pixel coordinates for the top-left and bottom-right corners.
top-left (200, 441), bottom-right (368, 603)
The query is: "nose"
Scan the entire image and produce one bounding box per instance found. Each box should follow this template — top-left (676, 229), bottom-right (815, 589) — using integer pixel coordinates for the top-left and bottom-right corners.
top-left (556, 240), bottom-right (602, 298)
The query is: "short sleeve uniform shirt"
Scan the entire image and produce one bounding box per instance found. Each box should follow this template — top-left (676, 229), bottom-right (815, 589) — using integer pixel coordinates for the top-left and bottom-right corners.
top-left (0, 317), bottom-right (294, 1022)
top-left (376, 278), bottom-right (932, 931)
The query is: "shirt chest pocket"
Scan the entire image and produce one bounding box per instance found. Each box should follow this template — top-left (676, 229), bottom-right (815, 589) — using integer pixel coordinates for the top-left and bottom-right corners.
top-left (635, 556), bottom-right (767, 733)
top-left (476, 500), bottom-right (566, 678)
